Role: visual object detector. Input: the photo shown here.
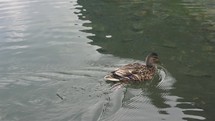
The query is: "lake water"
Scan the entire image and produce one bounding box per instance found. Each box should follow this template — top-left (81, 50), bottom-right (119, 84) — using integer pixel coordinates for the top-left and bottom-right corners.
top-left (0, 0), bottom-right (215, 121)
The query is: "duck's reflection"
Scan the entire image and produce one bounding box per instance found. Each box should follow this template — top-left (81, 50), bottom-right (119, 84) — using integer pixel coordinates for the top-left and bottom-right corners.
top-left (69, 66), bottom-right (205, 121)
top-left (110, 68), bottom-right (205, 121)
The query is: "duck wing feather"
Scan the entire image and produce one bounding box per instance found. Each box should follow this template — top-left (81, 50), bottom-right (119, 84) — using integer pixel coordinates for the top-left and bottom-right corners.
top-left (112, 63), bottom-right (147, 81)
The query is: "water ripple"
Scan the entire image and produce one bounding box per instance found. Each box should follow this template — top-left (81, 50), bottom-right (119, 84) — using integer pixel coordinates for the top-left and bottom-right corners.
top-left (0, 0), bottom-right (211, 121)
top-left (0, 45), bottom-right (29, 51)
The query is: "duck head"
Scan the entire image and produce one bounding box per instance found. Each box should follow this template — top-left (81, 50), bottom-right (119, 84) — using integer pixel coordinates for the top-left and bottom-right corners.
top-left (145, 52), bottom-right (159, 68)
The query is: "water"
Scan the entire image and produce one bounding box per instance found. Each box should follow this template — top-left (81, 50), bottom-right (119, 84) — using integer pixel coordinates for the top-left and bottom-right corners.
top-left (0, 0), bottom-right (215, 121)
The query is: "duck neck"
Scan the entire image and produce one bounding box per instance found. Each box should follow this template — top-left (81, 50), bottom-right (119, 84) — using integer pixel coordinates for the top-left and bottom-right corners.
top-left (145, 56), bottom-right (152, 68)
top-left (146, 64), bottom-right (154, 68)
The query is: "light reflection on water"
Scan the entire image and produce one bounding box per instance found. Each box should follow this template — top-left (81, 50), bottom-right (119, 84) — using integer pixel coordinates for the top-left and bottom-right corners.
top-left (0, 0), bottom-right (214, 121)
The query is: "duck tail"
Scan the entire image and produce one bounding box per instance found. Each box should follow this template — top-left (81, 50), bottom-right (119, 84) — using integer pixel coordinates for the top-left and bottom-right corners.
top-left (104, 74), bottom-right (120, 82)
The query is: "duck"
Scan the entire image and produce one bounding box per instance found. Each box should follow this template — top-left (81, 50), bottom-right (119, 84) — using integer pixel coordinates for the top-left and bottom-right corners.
top-left (104, 52), bottom-right (159, 83)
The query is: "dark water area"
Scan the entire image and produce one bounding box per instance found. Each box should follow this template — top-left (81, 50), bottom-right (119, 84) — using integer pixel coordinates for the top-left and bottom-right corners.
top-left (76, 0), bottom-right (215, 120)
top-left (0, 0), bottom-right (215, 121)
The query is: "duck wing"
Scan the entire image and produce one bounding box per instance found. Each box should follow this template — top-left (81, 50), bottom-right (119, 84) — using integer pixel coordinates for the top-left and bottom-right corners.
top-left (105, 63), bottom-right (147, 81)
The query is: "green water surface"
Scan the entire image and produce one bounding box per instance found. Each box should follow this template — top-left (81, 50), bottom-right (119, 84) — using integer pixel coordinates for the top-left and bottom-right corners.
top-left (0, 0), bottom-right (215, 121)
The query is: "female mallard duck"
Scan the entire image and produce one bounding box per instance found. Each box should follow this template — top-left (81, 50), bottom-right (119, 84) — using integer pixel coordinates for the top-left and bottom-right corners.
top-left (104, 52), bottom-right (159, 82)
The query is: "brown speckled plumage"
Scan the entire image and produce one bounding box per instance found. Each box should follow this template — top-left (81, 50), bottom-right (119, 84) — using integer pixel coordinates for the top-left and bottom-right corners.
top-left (104, 53), bottom-right (159, 82)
